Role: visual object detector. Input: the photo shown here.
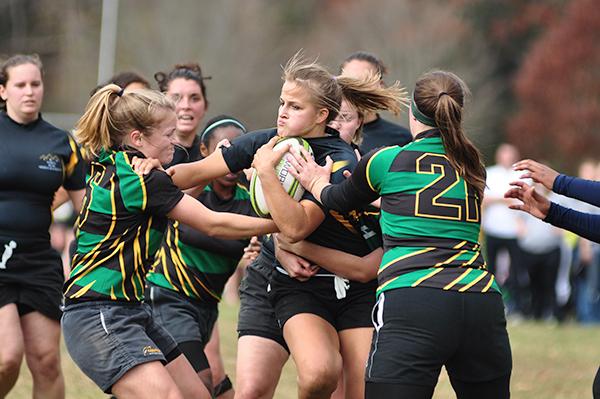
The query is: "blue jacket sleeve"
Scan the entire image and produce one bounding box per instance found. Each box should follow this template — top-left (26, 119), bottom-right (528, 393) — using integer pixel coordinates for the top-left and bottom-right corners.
top-left (544, 202), bottom-right (600, 243)
top-left (553, 174), bottom-right (600, 208)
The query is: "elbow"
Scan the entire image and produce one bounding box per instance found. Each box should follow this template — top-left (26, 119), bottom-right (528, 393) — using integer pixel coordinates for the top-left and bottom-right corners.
top-left (354, 270), bottom-right (376, 283)
top-left (279, 226), bottom-right (311, 243)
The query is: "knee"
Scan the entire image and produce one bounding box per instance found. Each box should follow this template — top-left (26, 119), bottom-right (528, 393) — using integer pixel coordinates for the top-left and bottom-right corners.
top-left (236, 377), bottom-right (274, 399)
top-left (0, 349), bottom-right (24, 377)
top-left (297, 361), bottom-right (341, 398)
top-left (27, 349), bottom-right (62, 382)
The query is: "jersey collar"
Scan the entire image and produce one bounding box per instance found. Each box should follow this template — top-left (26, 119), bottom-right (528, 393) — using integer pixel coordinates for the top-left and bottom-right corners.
top-left (414, 128), bottom-right (440, 141)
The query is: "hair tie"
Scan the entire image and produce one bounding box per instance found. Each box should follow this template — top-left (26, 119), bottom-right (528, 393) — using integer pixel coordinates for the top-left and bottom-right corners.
top-left (117, 88), bottom-right (125, 97)
top-left (200, 118), bottom-right (247, 142)
top-left (438, 91), bottom-right (448, 100)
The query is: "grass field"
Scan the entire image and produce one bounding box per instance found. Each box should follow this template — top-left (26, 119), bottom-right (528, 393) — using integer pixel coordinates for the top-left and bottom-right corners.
top-left (8, 302), bottom-right (599, 399)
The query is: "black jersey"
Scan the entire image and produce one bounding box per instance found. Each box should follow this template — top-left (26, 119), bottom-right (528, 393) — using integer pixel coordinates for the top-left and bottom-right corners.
top-left (64, 149), bottom-right (184, 304)
top-left (359, 115), bottom-right (412, 154)
top-left (163, 134), bottom-right (202, 168)
top-left (147, 184), bottom-right (255, 304)
top-left (0, 112), bottom-right (85, 251)
top-left (221, 127), bottom-right (378, 276)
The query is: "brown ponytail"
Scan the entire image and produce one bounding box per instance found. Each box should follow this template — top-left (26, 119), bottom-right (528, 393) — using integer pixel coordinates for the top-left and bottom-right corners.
top-left (282, 51), bottom-right (407, 124)
top-left (413, 71), bottom-right (486, 198)
top-left (75, 84), bottom-right (175, 160)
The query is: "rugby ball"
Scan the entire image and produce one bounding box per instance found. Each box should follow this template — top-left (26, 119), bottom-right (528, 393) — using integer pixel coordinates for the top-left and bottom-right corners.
top-left (250, 137), bottom-right (313, 218)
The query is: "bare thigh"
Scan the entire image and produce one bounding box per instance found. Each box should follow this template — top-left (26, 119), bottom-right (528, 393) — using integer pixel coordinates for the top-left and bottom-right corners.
top-left (338, 327), bottom-right (372, 399)
top-left (235, 335), bottom-right (289, 399)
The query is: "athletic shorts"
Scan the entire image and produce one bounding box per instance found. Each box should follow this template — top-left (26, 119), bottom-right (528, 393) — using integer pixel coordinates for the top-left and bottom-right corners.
top-left (268, 269), bottom-right (377, 331)
top-left (365, 287), bottom-right (512, 387)
top-left (0, 244), bottom-right (63, 321)
top-left (237, 260), bottom-right (288, 351)
top-left (62, 301), bottom-right (181, 394)
top-left (147, 283), bottom-right (218, 347)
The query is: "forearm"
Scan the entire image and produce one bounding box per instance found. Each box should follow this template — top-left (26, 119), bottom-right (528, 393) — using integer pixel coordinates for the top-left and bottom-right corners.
top-left (544, 202), bottom-right (600, 243)
top-left (259, 171), bottom-right (318, 240)
top-left (321, 178), bottom-right (379, 212)
top-left (553, 174), bottom-right (600, 207)
top-left (290, 240), bottom-right (381, 282)
top-left (170, 150), bottom-right (229, 190)
top-left (206, 214), bottom-right (277, 240)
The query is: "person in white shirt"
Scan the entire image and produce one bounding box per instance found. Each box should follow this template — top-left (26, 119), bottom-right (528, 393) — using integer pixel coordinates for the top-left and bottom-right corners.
top-left (482, 144), bottom-right (528, 315)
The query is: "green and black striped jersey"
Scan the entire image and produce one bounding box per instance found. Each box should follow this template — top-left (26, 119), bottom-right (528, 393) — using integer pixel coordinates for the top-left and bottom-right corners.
top-left (146, 184), bottom-right (255, 304)
top-left (64, 149), bottom-right (184, 304)
top-left (320, 129), bottom-right (500, 297)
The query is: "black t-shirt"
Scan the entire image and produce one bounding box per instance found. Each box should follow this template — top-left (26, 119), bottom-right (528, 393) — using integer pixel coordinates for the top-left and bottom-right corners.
top-left (164, 134), bottom-right (202, 168)
top-left (221, 127), bottom-right (377, 276)
top-left (359, 114), bottom-right (412, 154)
top-left (0, 112), bottom-right (86, 249)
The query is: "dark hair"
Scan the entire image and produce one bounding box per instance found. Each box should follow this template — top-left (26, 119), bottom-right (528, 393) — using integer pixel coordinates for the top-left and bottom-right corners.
top-left (0, 54), bottom-right (44, 109)
top-left (154, 63), bottom-right (211, 106)
top-left (413, 70), bottom-right (486, 198)
top-left (200, 114), bottom-right (246, 145)
top-left (90, 71), bottom-right (150, 97)
top-left (283, 52), bottom-right (406, 124)
top-left (340, 51), bottom-right (387, 78)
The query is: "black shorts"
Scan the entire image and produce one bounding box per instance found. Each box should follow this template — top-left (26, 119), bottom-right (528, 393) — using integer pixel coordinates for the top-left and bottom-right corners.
top-left (365, 287), bottom-right (512, 387)
top-left (147, 283), bottom-right (218, 346)
top-left (268, 269), bottom-right (376, 331)
top-left (237, 260), bottom-right (288, 351)
top-left (0, 244), bottom-right (63, 321)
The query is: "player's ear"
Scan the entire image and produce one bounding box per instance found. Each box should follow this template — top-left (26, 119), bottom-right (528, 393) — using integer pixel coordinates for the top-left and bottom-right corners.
top-left (200, 142), bottom-right (209, 157)
top-left (129, 130), bottom-right (143, 147)
top-left (316, 108), bottom-right (329, 125)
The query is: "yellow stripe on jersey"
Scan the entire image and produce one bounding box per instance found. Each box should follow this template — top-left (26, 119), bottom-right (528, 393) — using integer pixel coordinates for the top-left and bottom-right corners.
top-left (443, 268), bottom-right (473, 290)
top-left (482, 274), bottom-right (495, 293)
top-left (66, 174), bottom-right (119, 293)
top-left (435, 250), bottom-right (468, 267)
top-left (366, 147), bottom-right (392, 192)
top-left (411, 268), bottom-right (444, 287)
top-left (65, 136), bottom-right (80, 177)
top-left (119, 244), bottom-right (130, 301)
top-left (459, 271), bottom-right (488, 292)
top-left (331, 160), bottom-right (350, 173)
top-left (378, 247), bottom-right (436, 275)
top-left (462, 251), bottom-right (482, 267)
top-left (71, 280), bottom-right (96, 298)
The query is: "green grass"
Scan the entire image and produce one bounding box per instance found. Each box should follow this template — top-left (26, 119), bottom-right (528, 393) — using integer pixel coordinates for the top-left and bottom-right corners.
top-left (8, 303), bottom-right (599, 398)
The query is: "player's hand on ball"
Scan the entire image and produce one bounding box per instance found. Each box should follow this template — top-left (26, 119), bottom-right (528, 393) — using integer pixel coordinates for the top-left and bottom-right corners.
top-left (252, 136), bottom-right (290, 175)
top-left (288, 147), bottom-right (332, 193)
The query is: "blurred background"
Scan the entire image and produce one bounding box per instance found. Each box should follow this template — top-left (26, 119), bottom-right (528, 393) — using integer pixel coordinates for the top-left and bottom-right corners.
top-left (1, 0), bottom-right (598, 171)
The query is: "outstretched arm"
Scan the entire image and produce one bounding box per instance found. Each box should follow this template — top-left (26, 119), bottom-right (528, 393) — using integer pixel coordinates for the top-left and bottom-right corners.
top-left (288, 147), bottom-right (380, 212)
top-left (168, 194), bottom-right (278, 239)
top-left (505, 180), bottom-right (600, 243)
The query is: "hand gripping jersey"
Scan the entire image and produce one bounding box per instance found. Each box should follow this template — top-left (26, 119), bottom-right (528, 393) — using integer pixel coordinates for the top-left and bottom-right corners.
top-left (221, 127), bottom-right (381, 277)
top-left (320, 129), bottom-right (501, 297)
top-left (146, 184), bottom-right (255, 304)
top-left (0, 112), bottom-right (85, 250)
top-left (64, 149), bottom-right (184, 304)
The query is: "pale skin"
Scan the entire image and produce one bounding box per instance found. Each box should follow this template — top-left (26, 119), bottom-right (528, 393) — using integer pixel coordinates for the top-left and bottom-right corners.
top-left (0, 62), bottom-right (87, 399)
top-left (251, 81), bottom-right (376, 399)
top-left (166, 77), bottom-right (208, 147)
top-left (85, 111), bottom-right (277, 399)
